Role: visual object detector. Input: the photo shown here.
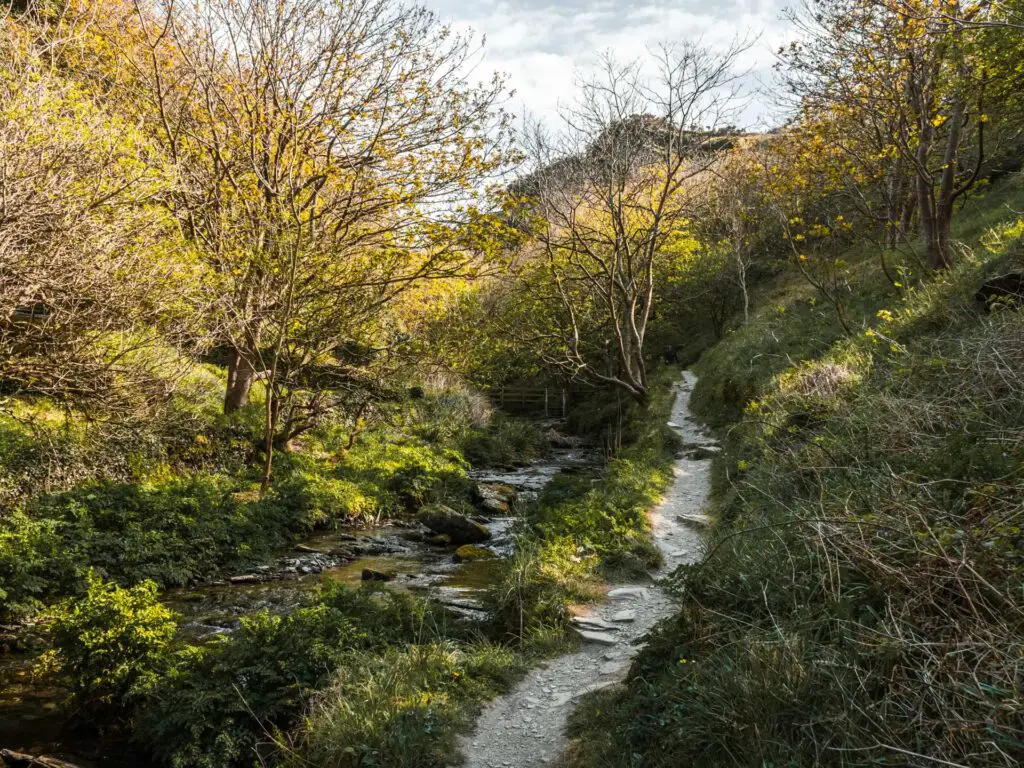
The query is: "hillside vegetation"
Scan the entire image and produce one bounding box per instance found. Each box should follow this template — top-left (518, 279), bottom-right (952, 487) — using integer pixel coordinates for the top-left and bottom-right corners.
top-left (4, 0), bottom-right (1024, 765)
top-left (567, 175), bottom-right (1024, 766)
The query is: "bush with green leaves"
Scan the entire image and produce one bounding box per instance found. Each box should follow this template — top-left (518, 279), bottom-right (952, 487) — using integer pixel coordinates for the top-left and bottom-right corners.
top-left (272, 471), bottom-right (379, 526)
top-left (134, 584), bottom-right (460, 768)
top-left (39, 572), bottom-right (178, 716)
top-left (460, 413), bottom-right (548, 468)
top-left (336, 432), bottom-right (473, 511)
top-left (0, 475), bottom-right (302, 619)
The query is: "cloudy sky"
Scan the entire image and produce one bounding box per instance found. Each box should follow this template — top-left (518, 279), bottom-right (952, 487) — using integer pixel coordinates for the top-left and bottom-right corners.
top-left (424, 0), bottom-right (794, 131)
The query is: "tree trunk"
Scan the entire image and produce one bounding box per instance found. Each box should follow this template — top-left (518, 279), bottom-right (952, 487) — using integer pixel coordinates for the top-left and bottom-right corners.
top-left (260, 383), bottom-right (278, 494)
top-left (737, 256), bottom-right (750, 324)
top-left (899, 191), bottom-right (917, 243)
top-left (932, 96), bottom-right (967, 270)
top-left (915, 129), bottom-right (947, 271)
top-left (224, 347), bottom-right (256, 414)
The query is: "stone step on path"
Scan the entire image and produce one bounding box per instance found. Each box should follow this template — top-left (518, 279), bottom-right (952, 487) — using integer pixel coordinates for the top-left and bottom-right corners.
top-left (457, 370), bottom-right (713, 768)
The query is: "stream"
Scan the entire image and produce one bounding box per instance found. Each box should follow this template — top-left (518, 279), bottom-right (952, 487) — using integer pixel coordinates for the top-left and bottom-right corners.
top-left (0, 443), bottom-right (598, 765)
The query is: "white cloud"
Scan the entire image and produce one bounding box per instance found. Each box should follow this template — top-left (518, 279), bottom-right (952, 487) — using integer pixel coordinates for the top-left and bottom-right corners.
top-left (428, 0), bottom-right (793, 130)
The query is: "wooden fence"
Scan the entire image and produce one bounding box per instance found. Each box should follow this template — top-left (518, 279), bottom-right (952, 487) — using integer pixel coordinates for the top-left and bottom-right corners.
top-left (486, 387), bottom-right (570, 418)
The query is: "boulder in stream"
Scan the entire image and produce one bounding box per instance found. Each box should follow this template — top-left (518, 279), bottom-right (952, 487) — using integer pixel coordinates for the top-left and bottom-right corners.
top-left (473, 482), bottom-right (518, 514)
top-left (418, 504), bottom-right (491, 544)
top-left (361, 568), bottom-right (396, 582)
top-left (453, 544), bottom-right (498, 563)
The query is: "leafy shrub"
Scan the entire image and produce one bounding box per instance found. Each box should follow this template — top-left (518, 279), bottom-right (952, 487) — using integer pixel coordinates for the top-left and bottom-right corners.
top-left (0, 510), bottom-right (73, 620)
top-left (135, 584), bottom-right (457, 768)
top-left (338, 433), bottom-right (472, 511)
top-left (0, 475), bottom-right (301, 617)
top-left (273, 471), bottom-right (378, 526)
top-left (38, 572), bottom-right (177, 716)
top-left (460, 414), bottom-right (548, 467)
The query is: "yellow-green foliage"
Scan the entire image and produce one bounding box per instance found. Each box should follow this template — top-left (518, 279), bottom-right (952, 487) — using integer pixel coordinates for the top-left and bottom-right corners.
top-left (39, 572), bottom-right (178, 715)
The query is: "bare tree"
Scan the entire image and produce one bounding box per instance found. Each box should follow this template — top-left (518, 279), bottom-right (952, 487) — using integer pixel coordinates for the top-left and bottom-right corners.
top-left (516, 42), bottom-right (747, 403)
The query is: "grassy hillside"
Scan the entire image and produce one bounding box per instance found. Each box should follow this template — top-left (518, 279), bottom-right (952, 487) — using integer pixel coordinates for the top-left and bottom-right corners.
top-left (566, 176), bottom-right (1024, 766)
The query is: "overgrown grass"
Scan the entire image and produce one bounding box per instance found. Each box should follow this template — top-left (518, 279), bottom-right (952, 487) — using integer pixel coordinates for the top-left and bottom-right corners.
top-left (565, 176), bottom-right (1024, 766)
top-left (132, 582), bottom-right (522, 768)
top-left (290, 641), bottom-right (524, 768)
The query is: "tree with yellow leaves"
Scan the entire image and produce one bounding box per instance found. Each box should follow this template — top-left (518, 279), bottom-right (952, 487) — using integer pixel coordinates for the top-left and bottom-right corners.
top-left (118, 0), bottom-right (517, 487)
top-left (779, 0), bottom-right (1008, 269)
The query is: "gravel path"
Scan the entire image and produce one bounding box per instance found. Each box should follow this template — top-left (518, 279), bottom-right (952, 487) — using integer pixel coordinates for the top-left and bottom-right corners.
top-left (457, 370), bottom-right (715, 768)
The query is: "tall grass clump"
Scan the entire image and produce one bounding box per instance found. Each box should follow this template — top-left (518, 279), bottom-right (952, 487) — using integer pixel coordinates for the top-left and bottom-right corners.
top-left (290, 642), bottom-right (523, 768)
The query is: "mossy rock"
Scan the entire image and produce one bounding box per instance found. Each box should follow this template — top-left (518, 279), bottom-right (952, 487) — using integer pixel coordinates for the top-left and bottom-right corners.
top-left (418, 503), bottom-right (491, 544)
top-left (474, 482), bottom-right (518, 514)
top-left (453, 544), bottom-right (498, 563)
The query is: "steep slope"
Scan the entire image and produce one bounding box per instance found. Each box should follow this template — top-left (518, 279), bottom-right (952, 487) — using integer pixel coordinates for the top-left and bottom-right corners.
top-left (564, 177), bottom-right (1024, 766)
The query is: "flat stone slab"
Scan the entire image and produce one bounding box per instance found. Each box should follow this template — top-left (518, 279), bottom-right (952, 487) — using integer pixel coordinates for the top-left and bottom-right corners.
top-left (610, 610), bottom-right (636, 623)
top-left (607, 587), bottom-right (649, 600)
top-left (570, 616), bottom-right (617, 632)
top-left (676, 513), bottom-right (713, 528)
top-left (575, 629), bottom-right (618, 646)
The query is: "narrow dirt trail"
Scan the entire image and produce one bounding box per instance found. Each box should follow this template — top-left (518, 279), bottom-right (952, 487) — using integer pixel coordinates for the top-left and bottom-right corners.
top-left (457, 371), bottom-right (715, 768)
